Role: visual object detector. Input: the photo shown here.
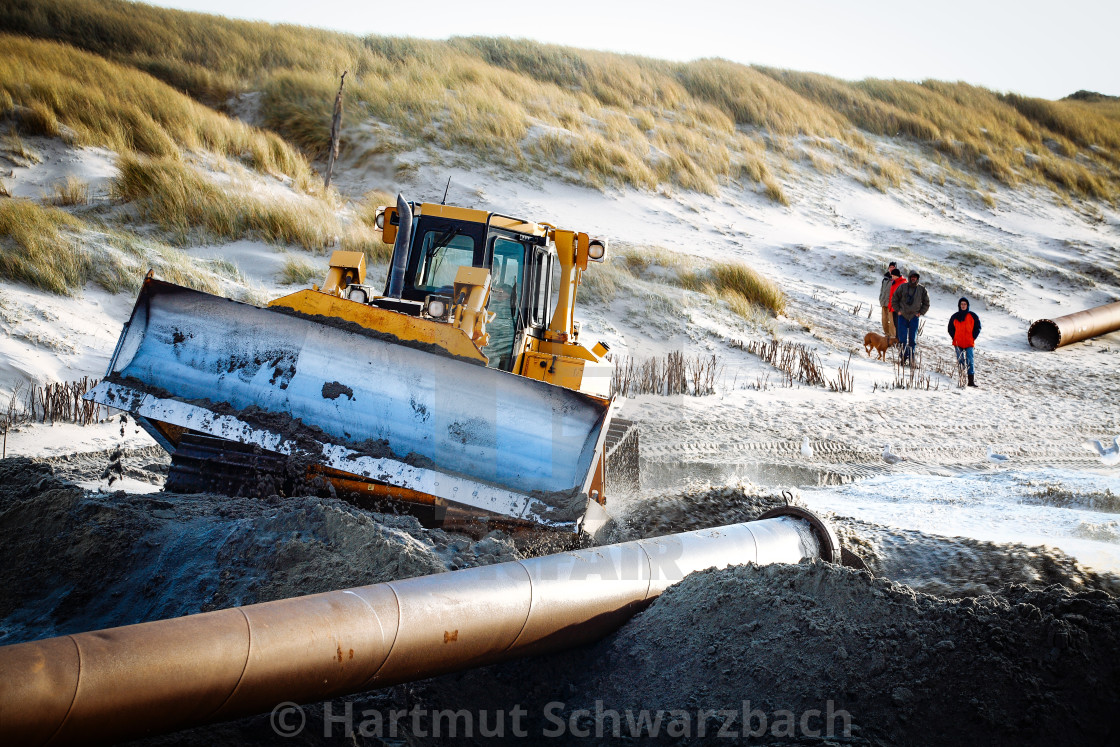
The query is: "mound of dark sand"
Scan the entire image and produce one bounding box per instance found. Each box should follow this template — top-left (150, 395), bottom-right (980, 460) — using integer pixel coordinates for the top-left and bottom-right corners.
top-left (40, 444), bottom-right (169, 486)
top-left (604, 480), bottom-right (1120, 599)
top-left (0, 457), bottom-right (521, 644)
top-left (4, 461), bottom-right (1119, 746)
top-left (596, 561), bottom-right (1119, 745)
top-left (832, 516), bottom-right (1120, 599)
top-left (411, 561), bottom-right (1119, 746)
top-left (601, 481), bottom-right (794, 542)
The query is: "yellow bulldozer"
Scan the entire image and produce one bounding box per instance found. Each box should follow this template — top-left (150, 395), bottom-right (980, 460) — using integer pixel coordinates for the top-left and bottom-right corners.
top-left (86, 194), bottom-right (639, 535)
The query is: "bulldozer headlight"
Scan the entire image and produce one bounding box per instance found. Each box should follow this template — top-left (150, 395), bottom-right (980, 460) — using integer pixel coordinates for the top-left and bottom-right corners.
top-left (348, 286), bottom-right (369, 304)
top-left (374, 208), bottom-right (385, 230)
top-left (587, 238), bottom-right (607, 262)
top-left (425, 295), bottom-right (450, 319)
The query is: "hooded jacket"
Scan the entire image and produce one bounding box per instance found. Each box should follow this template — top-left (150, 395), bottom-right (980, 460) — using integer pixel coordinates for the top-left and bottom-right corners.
top-left (887, 275), bottom-right (906, 312)
top-left (879, 271), bottom-right (895, 307)
top-left (891, 278), bottom-right (930, 320)
top-left (948, 297), bottom-right (981, 348)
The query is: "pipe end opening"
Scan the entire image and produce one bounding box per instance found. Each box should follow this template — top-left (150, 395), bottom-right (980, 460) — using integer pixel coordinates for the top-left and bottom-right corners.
top-left (1027, 320), bottom-right (1060, 351)
top-left (756, 505), bottom-right (844, 564)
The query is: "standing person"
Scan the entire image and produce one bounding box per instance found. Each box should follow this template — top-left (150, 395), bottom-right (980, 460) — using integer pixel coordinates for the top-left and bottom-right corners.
top-left (948, 297), bottom-right (982, 387)
top-left (891, 270), bottom-right (930, 365)
top-left (887, 268), bottom-right (906, 338)
top-left (878, 261), bottom-right (898, 337)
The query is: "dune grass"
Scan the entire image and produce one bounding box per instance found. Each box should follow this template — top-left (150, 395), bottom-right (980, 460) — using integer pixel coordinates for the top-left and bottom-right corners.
top-left (0, 198), bottom-right (134, 295)
top-left (113, 154), bottom-right (337, 248)
top-left (341, 190), bottom-right (394, 265)
top-left (577, 260), bottom-right (628, 303)
top-left (110, 155), bottom-right (394, 271)
top-left (279, 256), bottom-right (319, 285)
top-left (0, 33), bottom-right (312, 186)
top-left (577, 244), bottom-right (785, 320)
top-left (681, 261), bottom-right (787, 317)
top-left (676, 59), bottom-right (847, 139)
top-left (0, 2), bottom-right (777, 197)
top-left (260, 71), bottom-right (366, 161)
top-left (0, 198), bottom-right (82, 294)
top-left (581, 244), bottom-right (698, 302)
top-left (0, 0), bottom-right (367, 102)
top-left (617, 245), bottom-right (691, 277)
top-left (99, 230), bottom-right (227, 295)
top-left (710, 261), bottom-right (787, 317)
top-left (48, 176), bottom-right (90, 206)
top-left (1, 128), bottom-right (43, 166)
top-left (136, 247), bottom-right (220, 295)
top-left (4, 0), bottom-right (1119, 202)
top-left (0, 198), bottom-right (234, 297)
top-left (206, 257), bottom-right (244, 283)
top-left (340, 221), bottom-right (393, 266)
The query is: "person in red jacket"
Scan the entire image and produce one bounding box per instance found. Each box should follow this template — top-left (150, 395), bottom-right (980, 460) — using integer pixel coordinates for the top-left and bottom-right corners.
top-left (948, 297), bottom-right (982, 387)
top-left (886, 268), bottom-right (906, 335)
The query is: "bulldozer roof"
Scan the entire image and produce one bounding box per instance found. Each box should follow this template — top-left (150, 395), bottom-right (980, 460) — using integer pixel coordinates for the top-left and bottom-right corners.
top-left (417, 203), bottom-right (548, 238)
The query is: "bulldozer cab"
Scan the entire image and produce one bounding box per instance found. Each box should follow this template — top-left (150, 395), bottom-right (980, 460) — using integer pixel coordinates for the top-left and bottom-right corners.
top-left (387, 208), bottom-right (554, 372)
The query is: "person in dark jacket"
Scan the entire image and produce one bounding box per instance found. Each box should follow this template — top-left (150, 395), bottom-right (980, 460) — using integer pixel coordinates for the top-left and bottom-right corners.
top-left (948, 297), bottom-right (982, 387)
top-left (878, 262), bottom-right (898, 336)
top-left (891, 270), bottom-right (930, 365)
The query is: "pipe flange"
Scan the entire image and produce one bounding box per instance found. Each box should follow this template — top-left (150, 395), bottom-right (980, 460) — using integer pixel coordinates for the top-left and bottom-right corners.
top-left (756, 505), bottom-right (842, 565)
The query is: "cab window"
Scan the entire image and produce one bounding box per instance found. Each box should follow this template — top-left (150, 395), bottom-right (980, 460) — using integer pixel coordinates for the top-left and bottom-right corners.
top-left (491, 238), bottom-right (526, 302)
top-left (411, 229), bottom-right (477, 293)
top-left (531, 249), bottom-right (551, 326)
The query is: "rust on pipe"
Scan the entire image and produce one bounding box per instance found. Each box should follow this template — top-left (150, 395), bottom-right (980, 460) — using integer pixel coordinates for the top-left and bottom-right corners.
top-left (0, 513), bottom-right (829, 746)
top-left (1028, 300), bottom-right (1120, 351)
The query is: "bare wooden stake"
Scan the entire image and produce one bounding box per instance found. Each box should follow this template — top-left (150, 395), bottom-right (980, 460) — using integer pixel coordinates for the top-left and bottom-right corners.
top-left (323, 71), bottom-right (348, 190)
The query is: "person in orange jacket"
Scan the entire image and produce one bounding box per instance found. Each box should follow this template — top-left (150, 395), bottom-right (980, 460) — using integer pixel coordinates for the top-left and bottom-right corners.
top-left (947, 297), bottom-right (982, 387)
top-left (886, 268), bottom-right (906, 335)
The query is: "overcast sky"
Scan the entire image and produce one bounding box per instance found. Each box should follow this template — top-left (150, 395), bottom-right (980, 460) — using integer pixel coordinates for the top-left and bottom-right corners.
top-left (140, 0), bottom-right (1117, 100)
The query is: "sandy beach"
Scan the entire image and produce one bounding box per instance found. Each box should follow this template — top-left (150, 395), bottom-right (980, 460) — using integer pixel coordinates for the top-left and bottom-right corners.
top-left (2, 94), bottom-right (1120, 744)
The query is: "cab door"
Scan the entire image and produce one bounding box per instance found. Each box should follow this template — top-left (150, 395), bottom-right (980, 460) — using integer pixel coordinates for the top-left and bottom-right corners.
top-left (483, 237), bottom-right (529, 370)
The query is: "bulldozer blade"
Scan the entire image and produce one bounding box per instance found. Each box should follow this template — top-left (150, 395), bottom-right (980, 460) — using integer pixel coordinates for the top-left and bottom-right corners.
top-left (86, 279), bottom-right (612, 527)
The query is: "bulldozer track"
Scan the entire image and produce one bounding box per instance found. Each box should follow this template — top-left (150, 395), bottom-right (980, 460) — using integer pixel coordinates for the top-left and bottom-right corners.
top-left (165, 433), bottom-right (293, 498)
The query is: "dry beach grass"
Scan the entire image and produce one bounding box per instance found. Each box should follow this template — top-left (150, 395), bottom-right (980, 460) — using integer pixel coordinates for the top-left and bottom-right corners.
top-left (3, 0), bottom-right (1119, 201)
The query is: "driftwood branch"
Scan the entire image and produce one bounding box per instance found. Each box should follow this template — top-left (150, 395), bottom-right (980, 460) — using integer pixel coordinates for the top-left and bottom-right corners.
top-left (324, 70), bottom-right (348, 189)
top-left (1, 382), bottom-right (27, 459)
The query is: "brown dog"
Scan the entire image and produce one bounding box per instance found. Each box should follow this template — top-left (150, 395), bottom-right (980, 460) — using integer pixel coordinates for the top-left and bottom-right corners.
top-left (863, 331), bottom-right (897, 361)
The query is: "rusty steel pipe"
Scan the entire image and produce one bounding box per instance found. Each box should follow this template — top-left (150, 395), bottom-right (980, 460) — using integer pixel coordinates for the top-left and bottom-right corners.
top-left (1028, 300), bottom-right (1120, 350)
top-left (0, 512), bottom-right (834, 746)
